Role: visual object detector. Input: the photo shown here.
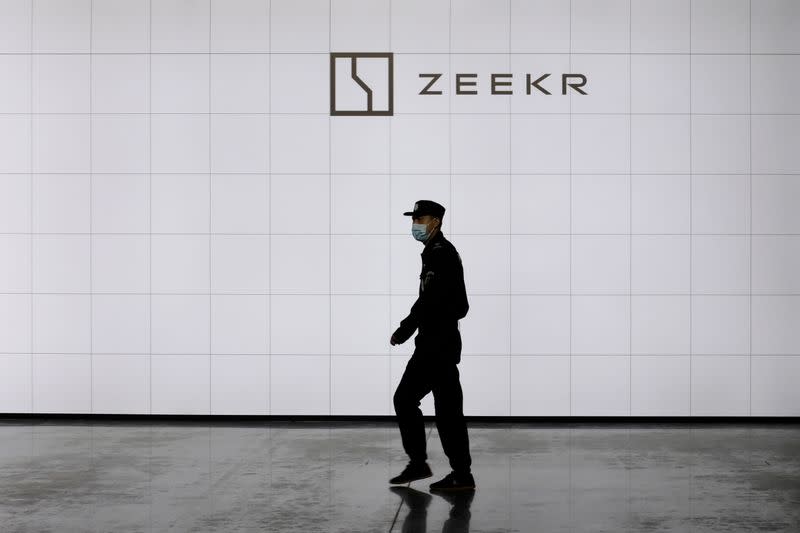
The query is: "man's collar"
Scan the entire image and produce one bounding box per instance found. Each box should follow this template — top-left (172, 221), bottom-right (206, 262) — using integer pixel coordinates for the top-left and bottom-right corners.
top-left (421, 229), bottom-right (444, 255)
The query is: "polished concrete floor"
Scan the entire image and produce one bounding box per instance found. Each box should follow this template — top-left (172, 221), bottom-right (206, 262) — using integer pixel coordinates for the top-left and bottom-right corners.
top-left (0, 420), bottom-right (798, 532)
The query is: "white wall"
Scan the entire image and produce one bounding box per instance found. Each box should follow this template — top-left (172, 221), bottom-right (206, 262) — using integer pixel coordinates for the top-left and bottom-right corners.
top-left (0, 0), bottom-right (798, 416)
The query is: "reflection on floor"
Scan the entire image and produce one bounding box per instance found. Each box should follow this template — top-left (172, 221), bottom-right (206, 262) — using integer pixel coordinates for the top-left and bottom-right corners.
top-left (0, 419), bottom-right (798, 532)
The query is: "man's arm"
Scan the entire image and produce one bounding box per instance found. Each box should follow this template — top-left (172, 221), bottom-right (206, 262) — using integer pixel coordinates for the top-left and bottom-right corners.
top-left (391, 298), bottom-right (422, 344)
top-left (391, 248), bottom-right (469, 344)
top-left (449, 250), bottom-right (469, 320)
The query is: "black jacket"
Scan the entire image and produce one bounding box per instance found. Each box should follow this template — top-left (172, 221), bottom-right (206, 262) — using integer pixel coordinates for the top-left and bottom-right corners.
top-left (392, 230), bottom-right (469, 362)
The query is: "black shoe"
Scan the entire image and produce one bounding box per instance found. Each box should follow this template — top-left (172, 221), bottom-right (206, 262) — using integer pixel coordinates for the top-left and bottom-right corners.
top-left (389, 461), bottom-right (433, 484)
top-left (429, 470), bottom-right (476, 491)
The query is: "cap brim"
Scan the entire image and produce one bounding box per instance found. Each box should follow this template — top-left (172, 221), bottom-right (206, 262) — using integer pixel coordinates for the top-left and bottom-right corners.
top-left (402, 211), bottom-right (415, 216)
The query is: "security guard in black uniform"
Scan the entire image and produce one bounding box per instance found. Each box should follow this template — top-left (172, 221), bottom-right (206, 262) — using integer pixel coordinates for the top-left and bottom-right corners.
top-left (389, 200), bottom-right (476, 491)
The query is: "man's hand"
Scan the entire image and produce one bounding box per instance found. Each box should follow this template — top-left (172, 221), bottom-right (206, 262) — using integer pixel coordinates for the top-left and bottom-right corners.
top-left (391, 324), bottom-right (415, 346)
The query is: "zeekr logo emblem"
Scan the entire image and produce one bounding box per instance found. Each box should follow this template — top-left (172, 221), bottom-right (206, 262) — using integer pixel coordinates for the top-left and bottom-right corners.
top-left (330, 52), bottom-right (394, 116)
top-left (329, 51), bottom-right (589, 117)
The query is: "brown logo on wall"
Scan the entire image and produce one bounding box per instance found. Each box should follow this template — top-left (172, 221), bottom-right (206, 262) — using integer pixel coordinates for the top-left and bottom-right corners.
top-left (329, 52), bottom-right (588, 116)
top-left (330, 52), bottom-right (394, 116)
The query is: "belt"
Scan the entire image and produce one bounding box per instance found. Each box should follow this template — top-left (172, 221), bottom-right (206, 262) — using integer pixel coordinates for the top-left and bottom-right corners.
top-left (418, 321), bottom-right (459, 334)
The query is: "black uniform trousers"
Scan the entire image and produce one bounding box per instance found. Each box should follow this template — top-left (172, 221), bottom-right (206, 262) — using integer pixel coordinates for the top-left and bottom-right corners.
top-left (393, 352), bottom-right (472, 475)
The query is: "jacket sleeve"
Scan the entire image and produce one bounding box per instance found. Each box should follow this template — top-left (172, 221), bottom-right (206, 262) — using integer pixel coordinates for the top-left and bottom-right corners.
top-left (392, 248), bottom-right (469, 343)
top-left (448, 250), bottom-right (469, 320)
top-left (392, 297), bottom-right (422, 344)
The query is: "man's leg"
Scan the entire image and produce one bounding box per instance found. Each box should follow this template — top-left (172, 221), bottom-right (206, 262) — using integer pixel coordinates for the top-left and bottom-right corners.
top-left (432, 363), bottom-right (472, 474)
top-left (393, 356), bottom-right (434, 464)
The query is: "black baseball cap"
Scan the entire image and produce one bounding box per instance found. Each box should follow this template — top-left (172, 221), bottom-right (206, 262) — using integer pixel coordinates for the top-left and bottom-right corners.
top-left (403, 199), bottom-right (445, 219)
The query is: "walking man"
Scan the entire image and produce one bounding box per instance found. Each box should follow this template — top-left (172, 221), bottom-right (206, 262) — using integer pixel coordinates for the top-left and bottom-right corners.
top-left (389, 200), bottom-right (476, 491)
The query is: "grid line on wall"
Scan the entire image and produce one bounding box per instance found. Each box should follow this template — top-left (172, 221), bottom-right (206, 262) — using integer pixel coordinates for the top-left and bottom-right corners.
top-left (208, 0), bottom-right (212, 415)
top-left (29, 0), bottom-right (33, 412)
top-left (2, 351), bottom-right (796, 357)
top-left (5, 171), bottom-right (798, 176)
top-left (689, 0), bottom-right (694, 509)
top-left (568, 0), bottom-right (572, 416)
top-left (0, 110), bottom-right (800, 115)
top-left (89, 0), bottom-right (93, 412)
top-left (508, 0), bottom-right (512, 416)
top-left (328, 0), bottom-right (332, 417)
top-left (628, 0), bottom-right (632, 416)
top-left (268, 0), bottom-right (272, 417)
top-left (4, 232), bottom-right (800, 236)
top-left (5, 51), bottom-right (800, 55)
top-left (4, 292), bottom-right (791, 297)
top-left (388, 0), bottom-right (393, 417)
top-left (749, 0), bottom-right (753, 416)
top-left (148, 0), bottom-right (152, 414)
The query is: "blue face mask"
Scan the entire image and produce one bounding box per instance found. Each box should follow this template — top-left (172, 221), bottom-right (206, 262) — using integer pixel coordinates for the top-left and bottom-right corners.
top-left (411, 223), bottom-right (429, 242)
